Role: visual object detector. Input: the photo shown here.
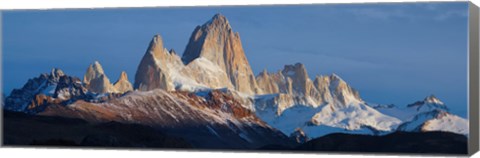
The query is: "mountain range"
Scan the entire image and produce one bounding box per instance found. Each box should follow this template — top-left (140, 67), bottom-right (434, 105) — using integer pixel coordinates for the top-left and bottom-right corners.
top-left (2, 13), bottom-right (468, 150)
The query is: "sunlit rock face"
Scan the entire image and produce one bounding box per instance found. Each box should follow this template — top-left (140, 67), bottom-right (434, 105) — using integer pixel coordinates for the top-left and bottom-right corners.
top-left (182, 14), bottom-right (260, 95)
top-left (113, 71), bottom-right (133, 93)
top-left (84, 61), bottom-right (116, 93)
top-left (134, 35), bottom-right (177, 91)
top-left (134, 34), bottom-right (235, 92)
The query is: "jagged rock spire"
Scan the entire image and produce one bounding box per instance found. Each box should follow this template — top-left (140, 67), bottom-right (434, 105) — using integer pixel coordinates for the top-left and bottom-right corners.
top-left (182, 13), bottom-right (260, 95)
top-left (113, 71), bottom-right (133, 93)
top-left (134, 34), bottom-right (178, 91)
top-left (83, 61), bottom-right (115, 93)
top-left (84, 61), bottom-right (105, 85)
top-left (281, 63), bottom-right (312, 95)
top-left (256, 69), bottom-right (281, 94)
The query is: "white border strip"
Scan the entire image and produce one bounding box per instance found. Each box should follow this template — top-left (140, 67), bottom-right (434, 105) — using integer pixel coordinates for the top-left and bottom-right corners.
top-left (0, 0), bottom-right (469, 10)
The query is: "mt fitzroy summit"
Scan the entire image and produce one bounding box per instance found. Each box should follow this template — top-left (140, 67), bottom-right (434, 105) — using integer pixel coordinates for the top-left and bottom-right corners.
top-left (135, 14), bottom-right (260, 95)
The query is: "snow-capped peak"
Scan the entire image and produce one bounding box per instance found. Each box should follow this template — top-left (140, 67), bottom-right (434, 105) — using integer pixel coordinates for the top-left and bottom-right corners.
top-left (4, 69), bottom-right (89, 112)
top-left (407, 95), bottom-right (448, 113)
top-left (424, 95), bottom-right (444, 105)
top-left (397, 109), bottom-right (468, 135)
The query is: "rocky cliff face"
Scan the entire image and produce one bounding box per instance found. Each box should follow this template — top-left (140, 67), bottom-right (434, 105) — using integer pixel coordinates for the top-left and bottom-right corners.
top-left (113, 71), bottom-right (133, 93)
top-left (84, 61), bottom-right (116, 93)
top-left (281, 63), bottom-right (318, 97)
top-left (255, 69), bottom-right (281, 94)
top-left (255, 63), bottom-right (364, 114)
top-left (324, 74), bottom-right (363, 107)
top-left (134, 34), bottom-right (234, 92)
top-left (182, 14), bottom-right (260, 95)
top-left (134, 35), bottom-right (177, 91)
top-left (134, 14), bottom-right (260, 94)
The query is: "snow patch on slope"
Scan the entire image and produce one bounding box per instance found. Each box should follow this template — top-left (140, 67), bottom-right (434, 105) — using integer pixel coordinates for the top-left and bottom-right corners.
top-left (397, 110), bottom-right (468, 135)
top-left (423, 113), bottom-right (468, 135)
top-left (311, 102), bottom-right (401, 132)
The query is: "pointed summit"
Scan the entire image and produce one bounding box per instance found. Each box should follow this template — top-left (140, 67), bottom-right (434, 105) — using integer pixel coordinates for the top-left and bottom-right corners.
top-left (83, 61), bottom-right (115, 93)
top-left (148, 34), bottom-right (167, 58)
top-left (182, 13), bottom-right (259, 95)
top-left (119, 71), bottom-right (128, 80)
top-left (169, 49), bottom-right (177, 55)
top-left (84, 61), bottom-right (105, 85)
top-left (134, 34), bottom-right (179, 91)
top-left (50, 68), bottom-right (65, 80)
top-left (212, 13), bottom-right (227, 21)
top-left (281, 63), bottom-right (314, 96)
top-left (206, 13), bottom-right (231, 29)
top-left (407, 95), bottom-right (448, 112)
top-left (424, 95), bottom-right (444, 105)
top-left (397, 108), bottom-right (467, 135)
top-left (113, 71), bottom-right (133, 93)
top-left (256, 69), bottom-right (281, 94)
top-left (329, 73), bottom-right (344, 81)
top-left (326, 73), bottom-right (362, 105)
top-left (182, 13), bottom-right (235, 64)
top-left (260, 69), bottom-right (269, 76)
top-left (282, 63), bottom-right (308, 79)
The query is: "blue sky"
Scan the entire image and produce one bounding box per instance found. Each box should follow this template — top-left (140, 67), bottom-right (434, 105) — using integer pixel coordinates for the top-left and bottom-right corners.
top-left (2, 2), bottom-right (469, 117)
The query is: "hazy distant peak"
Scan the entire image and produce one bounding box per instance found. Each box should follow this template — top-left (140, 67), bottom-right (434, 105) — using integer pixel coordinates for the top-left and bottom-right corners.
top-left (50, 68), bottom-right (65, 79)
top-left (329, 73), bottom-right (344, 81)
top-left (282, 63), bottom-right (308, 78)
top-left (424, 95), bottom-right (444, 105)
